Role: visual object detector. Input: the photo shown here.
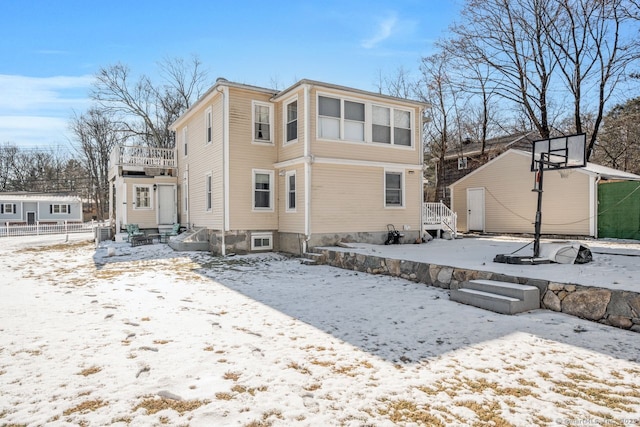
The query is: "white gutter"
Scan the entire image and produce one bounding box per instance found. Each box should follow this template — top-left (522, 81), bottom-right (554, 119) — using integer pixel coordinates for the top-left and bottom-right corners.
top-left (419, 107), bottom-right (425, 239)
top-left (593, 175), bottom-right (600, 238)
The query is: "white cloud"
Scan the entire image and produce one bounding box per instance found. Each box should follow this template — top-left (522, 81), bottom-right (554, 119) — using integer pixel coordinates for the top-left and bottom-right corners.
top-left (0, 115), bottom-right (72, 148)
top-left (361, 13), bottom-right (399, 49)
top-left (0, 74), bottom-right (92, 111)
top-left (0, 74), bottom-right (92, 147)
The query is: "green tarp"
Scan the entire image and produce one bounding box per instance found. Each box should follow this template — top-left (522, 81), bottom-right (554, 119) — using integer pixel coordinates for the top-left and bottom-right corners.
top-left (598, 181), bottom-right (640, 240)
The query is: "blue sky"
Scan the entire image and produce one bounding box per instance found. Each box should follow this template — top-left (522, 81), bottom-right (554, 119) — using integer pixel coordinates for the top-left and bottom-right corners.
top-left (0, 0), bottom-right (461, 150)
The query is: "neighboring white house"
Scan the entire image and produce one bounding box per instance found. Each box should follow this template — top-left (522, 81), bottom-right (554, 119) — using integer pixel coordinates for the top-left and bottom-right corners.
top-left (450, 149), bottom-right (640, 237)
top-left (0, 193), bottom-right (83, 224)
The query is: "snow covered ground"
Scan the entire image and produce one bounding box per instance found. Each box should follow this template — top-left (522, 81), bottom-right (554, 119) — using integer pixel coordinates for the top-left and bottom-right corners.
top-left (1, 233), bottom-right (639, 426)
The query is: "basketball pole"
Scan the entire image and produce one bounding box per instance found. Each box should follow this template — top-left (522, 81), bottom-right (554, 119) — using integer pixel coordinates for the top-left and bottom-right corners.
top-left (533, 157), bottom-right (545, 258)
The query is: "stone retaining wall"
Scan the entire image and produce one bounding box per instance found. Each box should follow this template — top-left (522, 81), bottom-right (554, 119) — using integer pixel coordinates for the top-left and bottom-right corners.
top-left (315, 248), bottom-right (640, 333)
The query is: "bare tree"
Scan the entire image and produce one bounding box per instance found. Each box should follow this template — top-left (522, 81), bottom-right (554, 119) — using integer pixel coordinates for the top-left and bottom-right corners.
top-left (544, 0), bottom-right (640, 159)
top-left (451, 0), bottom-right (559, 140)
top-left (70, 108), bottom-right (126, 220)
top-left (418, 53), bottom-right (464, 202)
top-left (592, 97), bottom-right (640, 174)
top-left (91, 56), bottom-right (209, 148)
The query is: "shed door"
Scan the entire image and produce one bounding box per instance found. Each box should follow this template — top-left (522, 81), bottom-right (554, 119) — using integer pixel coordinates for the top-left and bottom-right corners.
top-left (157, 184), bottom-right (176, 225)
top-left (467, 187), bottom-right (485, 231)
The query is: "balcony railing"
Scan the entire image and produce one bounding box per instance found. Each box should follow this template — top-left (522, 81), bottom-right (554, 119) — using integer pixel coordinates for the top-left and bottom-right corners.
top-left (110, 145), bottom-right (176, 170)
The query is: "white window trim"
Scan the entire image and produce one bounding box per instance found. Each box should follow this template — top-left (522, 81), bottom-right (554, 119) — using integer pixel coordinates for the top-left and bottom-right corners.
top-left (205, 173), bottom-right (212, 212)
top-left (316, 92), bottom-right (414, 148)
top-left (2, 203), bottom-right (15, 214)
top-left (285, 170), bottom-right (297, 213)
top-left (51, 204), bottom-right (69, 214)
top-left (252, 169), bottom-right (274, 212)
top-left (384, 169), bottom-right (405, 209)
top-left (133, 185), bottom-right (153, 210)
top-left (252, 100), bottom-right (274, 145)
top-left (251, 232), bottom-right (273, 251)
top-left (458, 157), bottom-right (468, 170)
top-left (283, 96), bottom-right (298, 146)
top-left (205, 107), bottom-right (212, 145)
top-left (182, 126), bottom-right (188, 157)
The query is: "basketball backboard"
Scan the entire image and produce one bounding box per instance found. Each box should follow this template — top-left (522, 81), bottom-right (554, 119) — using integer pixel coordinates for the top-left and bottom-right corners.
top-left (531, 134), bottom-right (586, 171)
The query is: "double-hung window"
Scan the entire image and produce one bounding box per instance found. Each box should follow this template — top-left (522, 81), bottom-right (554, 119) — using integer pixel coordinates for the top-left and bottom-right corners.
top-left (385, 171), bottom-right (404, 208)
top-left (286, 171), bottom-right (296, 212)
top-left (286, 100), bottom-right (298, 143)
top-left (344, 101), bottom-right (365, 141)
top-left (253, 170), bottom-right (274, 211)
top-left (134, 186), bottom-right (151, 209)
top-left (372, 106), bottom-right (391, 144)
top-left (205, 173), bottom-right (212, 211)
top-left (318, 96), bottom-right (341, 139)
top-left (394, 110), bottom-right (411, 146)
top-left (253, 101), bottom-right (273, 143)
top-left (182, 127), bottom-right (188, 157)
top-left (2, 203), bottom-right (15, 214)
top-left (205, 108), bottom-right (212, 145)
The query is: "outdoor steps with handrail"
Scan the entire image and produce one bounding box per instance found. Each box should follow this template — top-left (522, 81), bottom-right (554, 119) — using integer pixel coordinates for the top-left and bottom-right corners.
top-left (423, 202), bottom-right (458, 238)
top-left (449, 279), bottom-right (540, 315)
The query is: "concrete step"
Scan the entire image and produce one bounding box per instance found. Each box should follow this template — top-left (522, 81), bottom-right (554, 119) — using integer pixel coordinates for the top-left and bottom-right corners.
top-left (450, 279), bottom-right (540, 315)
top-left (300, 252), bottom-right (324, 265)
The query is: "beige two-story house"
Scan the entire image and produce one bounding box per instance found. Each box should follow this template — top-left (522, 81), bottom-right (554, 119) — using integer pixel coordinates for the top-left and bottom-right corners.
top-left (170, 78), bottom-right (427, 255)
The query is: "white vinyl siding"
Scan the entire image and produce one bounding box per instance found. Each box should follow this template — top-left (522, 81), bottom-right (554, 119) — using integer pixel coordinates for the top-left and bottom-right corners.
top-left (183, 171), bottom-right (189, 213)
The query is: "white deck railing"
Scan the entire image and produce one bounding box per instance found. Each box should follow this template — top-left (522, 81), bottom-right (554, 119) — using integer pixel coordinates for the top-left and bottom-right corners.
top-left (423, 202), bottom-right (458, 237)
top-left (0, 221), bottom-right (99, 237)
top-left (110, 145), bottom-right (176, 169)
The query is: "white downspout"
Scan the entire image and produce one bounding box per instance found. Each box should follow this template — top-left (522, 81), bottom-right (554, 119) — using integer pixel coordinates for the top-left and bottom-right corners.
top-left (419, 107), bottom-right (425, 240)
top-left (218, 86), bottom-right (229, 256)
top-left (303, 84), bottom-right (311, 253)
top-left (593, 175), bottom-right (600, 238)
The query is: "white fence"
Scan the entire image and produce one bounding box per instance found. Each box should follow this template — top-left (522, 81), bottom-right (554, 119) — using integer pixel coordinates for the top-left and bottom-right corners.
top-left (0, 221), bottom-right (100, 238)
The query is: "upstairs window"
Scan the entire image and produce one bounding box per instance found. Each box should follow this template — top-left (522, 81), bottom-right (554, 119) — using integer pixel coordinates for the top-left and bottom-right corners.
top-left (286, 100), bottom-right (298, 143)
top-left (182, 126), bottom-right (188, 156)
top-left (318, 96), bottom-right (341, 139)
top-left (394, 110), bottom-right (411, 146)
top-left (344, 101), bottom-right (365, 141)
top-left (205, 108), bottom-right (212, 145)
top-left (372, 106), bottom-right (391, 144)
top-left (253, 102), bottom-right (273, 143)
top-left (458, 157), bottom-right (468, 170)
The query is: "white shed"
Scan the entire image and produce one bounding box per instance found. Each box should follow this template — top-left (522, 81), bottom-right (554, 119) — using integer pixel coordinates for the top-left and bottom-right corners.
top-left (449, 149), bottom-right (640, 237)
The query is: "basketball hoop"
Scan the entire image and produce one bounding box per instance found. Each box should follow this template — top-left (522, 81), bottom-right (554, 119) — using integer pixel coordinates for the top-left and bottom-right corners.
top-left (558, 169), bottom-right (573, 179)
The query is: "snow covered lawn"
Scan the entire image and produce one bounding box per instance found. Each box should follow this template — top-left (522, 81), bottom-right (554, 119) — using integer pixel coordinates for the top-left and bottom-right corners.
top-left (1, 234), bottom-right (639, 426)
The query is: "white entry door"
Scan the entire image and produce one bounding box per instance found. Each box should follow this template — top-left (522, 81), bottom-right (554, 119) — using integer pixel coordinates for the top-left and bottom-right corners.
top-left (467, 187), bottom-right (485, 231)
top-left (157, 184), bottom-right (176, 225)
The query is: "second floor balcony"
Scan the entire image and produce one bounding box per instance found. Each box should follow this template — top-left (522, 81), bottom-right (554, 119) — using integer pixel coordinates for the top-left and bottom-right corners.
top-left (109, 145), bottom-right (177, 178)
